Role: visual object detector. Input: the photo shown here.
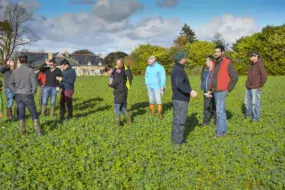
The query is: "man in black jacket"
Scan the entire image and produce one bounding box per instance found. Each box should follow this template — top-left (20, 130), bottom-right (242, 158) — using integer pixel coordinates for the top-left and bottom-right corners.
top-left (171, 52), bottom-right (198, 145)
top-left (39, 58), bottom-right (62, 116)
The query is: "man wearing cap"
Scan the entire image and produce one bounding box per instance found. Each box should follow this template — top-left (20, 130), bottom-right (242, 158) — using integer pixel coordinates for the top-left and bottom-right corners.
top-left (245, 52), bottom-right (267, 121)
top-left (145, 56), bottom-right (166, 118)
top-left (171, 52), bottom-right (198, 145)
top-left (205, 45), bottom-right (238, 138)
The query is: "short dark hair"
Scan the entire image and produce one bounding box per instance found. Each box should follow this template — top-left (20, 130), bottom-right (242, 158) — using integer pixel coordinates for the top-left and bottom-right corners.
top-left (18, 55), bottom-right (28, 64)
top-left (49, 58), bottom-right (56, 64)
top-left (215, 45), bottom-right (225, 52)
top-left (104, 65), bottom-right (113, 72)
top-left (60, 59), bottom-right (69, 66)
top-left (206, 55), bottom-right (215, 62)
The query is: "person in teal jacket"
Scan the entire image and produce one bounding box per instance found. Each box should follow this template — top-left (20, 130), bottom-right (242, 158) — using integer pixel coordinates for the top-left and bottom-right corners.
top-left (145, 56), bottom-right (166, 118)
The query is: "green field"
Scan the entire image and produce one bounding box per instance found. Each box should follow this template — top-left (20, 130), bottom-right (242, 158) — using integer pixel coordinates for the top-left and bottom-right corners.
top-left (0, 76), bottom-right (284, 189)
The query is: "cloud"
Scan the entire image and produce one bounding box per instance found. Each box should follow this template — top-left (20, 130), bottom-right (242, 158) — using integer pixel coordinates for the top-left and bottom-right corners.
top-left (19, 0), bottom-right (40, 12)
top-left (69, 0), bottom-right (95, 5)
top-left (196, 14), bottom-right (260, 44)
top-left (156, 0), bottom-right (179, 8)
top-left (91, 0), bottom-right (143, 22)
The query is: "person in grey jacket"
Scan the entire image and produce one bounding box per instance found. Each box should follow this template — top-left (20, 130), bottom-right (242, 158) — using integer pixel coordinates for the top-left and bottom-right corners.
top-left (9, 55), bottom-right (43, 136)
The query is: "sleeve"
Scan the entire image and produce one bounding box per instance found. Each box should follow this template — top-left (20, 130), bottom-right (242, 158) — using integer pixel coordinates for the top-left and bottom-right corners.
top-left (145, 67), bottom-right (148, 86)
top-left (0, 65), bottom-right (9, 73)
top-left (30, 71), bottom-right (38, 95)
top-left (61, 69), bottom-right (76, 85)
top-left (125, 67), bottom-right (133, 85)
top-left (8, 72), bottom-right (16, 93)
top-left (39, 63), bottom-right (48, 72)
top-left (258, 62), bottom-right (267, 87)
top-left (159, 65), bottom-right (166, 88)
top-left (109, 75), bottom-right (119, 89)
top-left (174, 71), bottom-right (192, 94)
top-left (227, 62), bottom-right (239, 92)
top-left (200, 65), bottom-right (206, 83)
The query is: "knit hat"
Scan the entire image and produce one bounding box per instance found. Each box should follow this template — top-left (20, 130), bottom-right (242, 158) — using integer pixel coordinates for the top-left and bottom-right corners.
top-left (174, 52), bottom-right (187, 62)
top-left (250, 51), bottom-right (260, 57)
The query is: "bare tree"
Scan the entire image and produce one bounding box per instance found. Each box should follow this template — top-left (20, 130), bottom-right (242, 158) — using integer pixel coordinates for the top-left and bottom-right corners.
top-left (0, 2), bottom-right (37, 65)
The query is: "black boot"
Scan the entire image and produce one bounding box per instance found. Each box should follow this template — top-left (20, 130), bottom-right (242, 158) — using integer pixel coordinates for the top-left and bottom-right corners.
top-left (60, 106), bottom-right (66, 120)
top-left (67, 106), bottom-right (73, 119)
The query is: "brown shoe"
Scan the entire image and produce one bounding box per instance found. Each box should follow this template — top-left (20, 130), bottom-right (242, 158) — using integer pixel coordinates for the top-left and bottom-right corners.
top-left (50, 106), bottom-right (55, 117)
top-left (19, 120), bottom-right (26, 135)
top-left (40, 105), bottom-right (46, 117)
top-left (149, 104), bottom-right (155, 116)
top-left (157, 104), bottom-right (162, 119)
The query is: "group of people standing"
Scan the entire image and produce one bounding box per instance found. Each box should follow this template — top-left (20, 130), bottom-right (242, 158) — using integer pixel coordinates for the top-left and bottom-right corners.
top-left (0, 55), bottom-right (76, 136)
top-left (106, 45), bottom-right (267, 145)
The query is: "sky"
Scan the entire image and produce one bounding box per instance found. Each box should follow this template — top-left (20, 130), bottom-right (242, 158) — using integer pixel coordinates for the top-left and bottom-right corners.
top-left (1, 0), bottom-right (285, 56)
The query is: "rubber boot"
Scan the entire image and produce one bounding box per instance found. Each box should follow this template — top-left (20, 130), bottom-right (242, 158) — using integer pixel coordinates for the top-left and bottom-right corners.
top-left (33, 119), bottom-right (43, 136)
top-left (13, 104), bottom-right (19, 120)
top-left (114, 116), bottom-right (120, 127)
top-left (6, 107), bottom-right (13, 120)
top-left (50, 106), bottom-right (55, 117)
top-left (60, 106), bottom-right (66, 120)
top-left (124, 112), bottom-right (132, 125)
top-left (149, 104), bottom-right (155, 116)
top-left (67, 107), bottom-right (73, 119)
top-left (157, 104), bottom-right (163, 119)
top-left (19, 120), bottom-right (26, 135)
top-left (40, 105), bottom-right (46, 117)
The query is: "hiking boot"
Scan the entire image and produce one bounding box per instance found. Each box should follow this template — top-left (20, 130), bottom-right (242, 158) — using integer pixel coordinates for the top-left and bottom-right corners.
top-left (33, 119), bottom-right (43, 136)
top-left (67, 107), bottom-right (73, 119)
top-left (60, 106), bottom-right (66, 120)
top-left (40, 105), bottom-right (46, 117)
top-left (19, 120), bottom-right (26, 135)
top-left (149, 104), bottom-right (155, 116)
top-left (124, 112), bottom-right (132, 125)
top-left (114, 116), bottom-right (120, 127)
top-left (6, 108), bottom-right (13, 120)
top-left (157, 104), bottom-right (163, 119)
top-left (50, 106), bottom-right (55, 117)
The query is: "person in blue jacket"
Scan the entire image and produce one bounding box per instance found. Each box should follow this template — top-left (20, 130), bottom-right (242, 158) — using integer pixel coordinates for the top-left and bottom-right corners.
top-left (201, 55), bottom-right (216, 126)
top-left (145, 56), bottom-right (166, 118)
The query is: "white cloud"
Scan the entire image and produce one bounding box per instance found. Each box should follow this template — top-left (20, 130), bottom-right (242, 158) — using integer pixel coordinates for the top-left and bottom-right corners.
top-left (156, 0), bottom-right (179, 8)
top-left (196, 14), bottom-right (260, 44)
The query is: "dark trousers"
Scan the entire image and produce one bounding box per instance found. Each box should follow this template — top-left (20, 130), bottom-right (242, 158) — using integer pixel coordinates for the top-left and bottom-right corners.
top-left (60, 90), bottom-right (74, 109)
top-left (171, 100), bottom-right (188, 144)
top-left (39, 86), bottom-right (44, 107)
top-left (203, 96), bottom-right (216, 124)
top-left (15, 94), bottom-right (39, 120)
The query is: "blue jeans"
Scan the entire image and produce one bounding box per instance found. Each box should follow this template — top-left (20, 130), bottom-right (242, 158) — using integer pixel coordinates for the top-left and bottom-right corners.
top-left (114, 103), bottom-right (127, 116)
top-left (4, 88), bottom-right (14, 108)
top-left (245, 88), bottom-right (261, 120)
top-left (214, 90), bottom-right (228, 136)
top-left (15, 94), bottom-right (38, 120)
top-left (42, 86), bottom-right (57, 106)
top-left (147, 86), bottom-right (162, 104)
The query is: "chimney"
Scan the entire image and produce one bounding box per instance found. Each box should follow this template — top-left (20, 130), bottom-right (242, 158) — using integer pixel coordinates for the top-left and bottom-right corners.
top-left (48, 52), bottom-right (52, 60)
top-left (98, 52), bottom-right (102, 58)
top-left (65, 50), bottom-right (69, 57)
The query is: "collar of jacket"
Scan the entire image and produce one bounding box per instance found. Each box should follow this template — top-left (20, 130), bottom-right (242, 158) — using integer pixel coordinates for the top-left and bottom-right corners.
top-left (175, 62), bottom-right (185, 68)
top-left (20, 64), bottom-right (29, 68)
top-left (115, 64), bottom-right (128, 70)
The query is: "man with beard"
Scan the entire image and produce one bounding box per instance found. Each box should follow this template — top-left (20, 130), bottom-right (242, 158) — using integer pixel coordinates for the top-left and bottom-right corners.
top-left (205, 45), bottom-right (238, 138)
top-left (245, 52), bottom-right (267, 121)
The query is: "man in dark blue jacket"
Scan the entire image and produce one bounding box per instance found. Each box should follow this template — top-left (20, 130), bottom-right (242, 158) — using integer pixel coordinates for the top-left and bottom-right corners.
top-left (57, 59), bottom-right (76, 120)
top-left (201, 55), bottom-right (216, 126)
top-left (171, 52), bottom-right (198, 145)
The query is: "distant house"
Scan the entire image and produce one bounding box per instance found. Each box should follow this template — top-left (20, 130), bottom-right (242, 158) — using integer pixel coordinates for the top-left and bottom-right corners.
top-left (21, 51), bottom-right (106, 76)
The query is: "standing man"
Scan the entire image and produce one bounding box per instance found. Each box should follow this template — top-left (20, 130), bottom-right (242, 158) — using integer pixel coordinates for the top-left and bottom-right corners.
top-left (206, 45), bottom-right (238, 137)
top-left (39, 58), bottom-right (62, 117)
top-left (145, 55), bottom-right (166, 118)
top-left (245, 52), bottom-right (267, 121)
top-left (57, 59), bottom-right (76, 120)
top-left (171, 52), bottom-right (198, 145)
top-left (9, 55), bottom-right (43, 136)
top-left (0, 60), bottom-right (17, 120)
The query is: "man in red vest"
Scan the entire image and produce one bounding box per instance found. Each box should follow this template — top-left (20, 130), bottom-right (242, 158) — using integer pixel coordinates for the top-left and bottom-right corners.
top-left (206, 45), bottom-right (238, 137)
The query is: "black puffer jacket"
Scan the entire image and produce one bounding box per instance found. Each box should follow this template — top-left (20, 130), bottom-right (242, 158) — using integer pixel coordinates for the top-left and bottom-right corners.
top-left (109, 69), bottom-right (127, 104)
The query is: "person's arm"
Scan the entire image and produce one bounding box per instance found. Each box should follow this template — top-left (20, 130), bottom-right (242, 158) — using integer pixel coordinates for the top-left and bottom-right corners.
top-left (145, 67), bottom-right (148, 86)
top-left (200, 65), bottom-right (206, 83)
top-left (258, 61), bottom-right (267, 88)
top-left (0, 65), bottom-right (9, 73)
top-left (227, 62), bottom-right (239, 92)
top-left (56, 68), bottom-right (63, 86)
top-left (125, 67), bottom-right (133, 85)
top-left (30, 71), bottom-right (37, 95)
top-left (109, 75), bottom-right (119, 88)
top-left (159, 65), bottom-right (166, 89)
top-left (174, 71), bottom-right (192, 94)
top-left (8, 72), bottom-right (16, 93)
top-left (39, 63), bottom-right (48, 72)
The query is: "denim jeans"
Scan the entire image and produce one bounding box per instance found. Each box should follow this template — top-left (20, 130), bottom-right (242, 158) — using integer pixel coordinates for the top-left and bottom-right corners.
top-left (171, 100), bottom-right (188, 144)
top-left (114, 103), bottom-right (127, 116)
top-left (147, 86), bottom-right (162, 104)
top-left (39, 86), bottom-right (44, 107)
top-left (203, 95), bottom-right (216, 124)
top-left (42, 86), bottom-right (57, 106)
top-left (15, 94), bottom-right (38, 120)
top-left (214, 90), bottom-right (228, 136)
top-left (4, 88), bottom-right (14, 108)
top-left (244, 88), bottom-right (261, 120)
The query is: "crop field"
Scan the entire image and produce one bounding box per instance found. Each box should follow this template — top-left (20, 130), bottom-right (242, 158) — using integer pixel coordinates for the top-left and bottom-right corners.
top-left (0, 76), bottom-right (284, 189)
